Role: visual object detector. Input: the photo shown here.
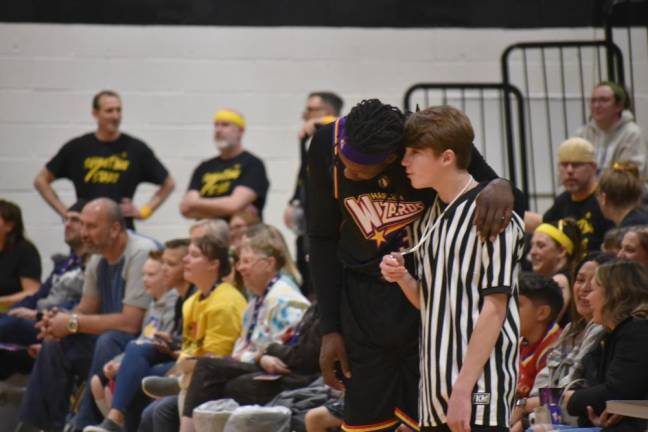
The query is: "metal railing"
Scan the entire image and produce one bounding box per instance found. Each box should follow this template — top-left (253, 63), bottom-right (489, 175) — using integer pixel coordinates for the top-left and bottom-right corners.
top-left (501, 40), bottom-right (625, 210)
top-left (403, 83), bottom-right (530, 208)
top-left (605, 0), bottom-right (648, 119)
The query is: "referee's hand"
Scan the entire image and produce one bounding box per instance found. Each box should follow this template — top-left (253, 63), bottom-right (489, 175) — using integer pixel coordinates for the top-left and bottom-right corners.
top-left (320, 332), bottom-right (351, 391)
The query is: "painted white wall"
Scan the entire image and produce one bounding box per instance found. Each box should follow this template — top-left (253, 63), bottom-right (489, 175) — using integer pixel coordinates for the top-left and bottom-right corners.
top-left (0, 24), bottom-right (645, 274)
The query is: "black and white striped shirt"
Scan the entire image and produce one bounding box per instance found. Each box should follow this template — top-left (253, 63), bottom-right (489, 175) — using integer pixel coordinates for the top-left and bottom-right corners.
top-left (413, 184), bottom-right (525, 428)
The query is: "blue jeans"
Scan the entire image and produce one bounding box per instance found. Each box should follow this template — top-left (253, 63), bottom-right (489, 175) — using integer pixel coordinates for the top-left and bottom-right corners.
top-left (19, 333), bottom-right (97, 431)
top-left (110, 340), bottom-right (173, 431)
top-left (0, 313), bottom-right (39, 380)
top-left (138, 396), bottom-right (179, 432)
top-left (73, 331), bottom-right (135, 430)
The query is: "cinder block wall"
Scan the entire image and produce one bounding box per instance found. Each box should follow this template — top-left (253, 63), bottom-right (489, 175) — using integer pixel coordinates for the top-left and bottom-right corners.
top-left (0, 24), bottom-right (640, 273)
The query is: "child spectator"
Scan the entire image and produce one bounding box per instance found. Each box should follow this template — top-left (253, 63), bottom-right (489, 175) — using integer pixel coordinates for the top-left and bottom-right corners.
top-left (86, 250), bottom-right (178, 431)
top-left (601, 226), bottom-right (627, 256)
top-left (517, 272), bottom-right (564, 398)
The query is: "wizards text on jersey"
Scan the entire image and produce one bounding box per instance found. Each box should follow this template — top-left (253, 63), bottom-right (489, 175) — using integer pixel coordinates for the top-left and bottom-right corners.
top-left (344, 192), bottom-right (425, 247)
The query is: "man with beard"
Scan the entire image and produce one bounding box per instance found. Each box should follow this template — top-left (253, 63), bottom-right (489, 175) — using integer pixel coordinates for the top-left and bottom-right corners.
top-left (15, 198), bottom-right (158, 432)
top-left (525, 137), bottom-right (613, 251)
top-left (180, 109), bottom-right (269, 220)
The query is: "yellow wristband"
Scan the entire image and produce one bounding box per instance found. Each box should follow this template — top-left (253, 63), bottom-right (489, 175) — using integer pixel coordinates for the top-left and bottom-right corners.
top-left (139, 205), bottom-right (153, 220)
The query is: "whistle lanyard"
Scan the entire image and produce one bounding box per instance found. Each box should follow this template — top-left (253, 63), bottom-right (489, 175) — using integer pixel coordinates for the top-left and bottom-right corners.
top-left (245, 274), bottom-right (280, 343)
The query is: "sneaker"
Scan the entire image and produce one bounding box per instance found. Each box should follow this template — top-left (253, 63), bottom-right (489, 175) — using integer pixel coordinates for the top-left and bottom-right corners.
top-left (141, 376), bottom-right (180, 399)
top-left (83, 418), bottom-right (124, 432)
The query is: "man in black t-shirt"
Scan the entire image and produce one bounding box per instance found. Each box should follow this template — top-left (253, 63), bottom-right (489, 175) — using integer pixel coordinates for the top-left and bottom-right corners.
top-left (525, 137), bottom-right (613, 251)
top-left (180, 109), bottom-right (269, 220)
top-left (33, 90), bottom-right (175, 230)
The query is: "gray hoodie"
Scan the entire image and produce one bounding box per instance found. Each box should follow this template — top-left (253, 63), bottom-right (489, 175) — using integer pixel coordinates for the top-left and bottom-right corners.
top-left (576, 110), bottom-right (647, 176)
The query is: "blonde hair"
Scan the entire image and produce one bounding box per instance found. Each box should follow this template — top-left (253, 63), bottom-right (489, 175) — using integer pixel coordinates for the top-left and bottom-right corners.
top-left (243, 224), bottom-right (302, 286)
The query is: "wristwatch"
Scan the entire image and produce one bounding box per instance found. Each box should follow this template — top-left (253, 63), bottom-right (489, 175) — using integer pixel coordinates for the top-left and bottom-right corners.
top-left (515, 397), bottom-right (527, 408)
top-left (67, 314), bottom-right (80, 334)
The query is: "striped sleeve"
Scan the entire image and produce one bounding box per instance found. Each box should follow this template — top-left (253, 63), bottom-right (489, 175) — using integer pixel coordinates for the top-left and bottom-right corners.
top-left (479, 213), bottom-right (524, 296)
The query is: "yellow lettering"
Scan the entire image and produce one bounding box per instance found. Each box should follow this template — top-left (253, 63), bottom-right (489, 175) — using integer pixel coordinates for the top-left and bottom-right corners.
top-left (83, 155), bottom-right (130, 183)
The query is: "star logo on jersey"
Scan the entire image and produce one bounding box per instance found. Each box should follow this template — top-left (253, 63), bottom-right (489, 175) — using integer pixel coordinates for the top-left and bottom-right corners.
top-left (344, 193), bottom-right (425, 246)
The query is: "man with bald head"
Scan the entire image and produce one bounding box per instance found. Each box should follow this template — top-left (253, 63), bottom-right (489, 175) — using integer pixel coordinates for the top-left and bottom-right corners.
top-left (16, 198), bottom-right (159, 432)
top-left (180, 109), bottom-right (269, 220)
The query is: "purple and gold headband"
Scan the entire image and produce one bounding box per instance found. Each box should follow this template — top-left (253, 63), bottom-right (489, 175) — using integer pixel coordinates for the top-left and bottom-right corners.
top-left (338, 117), bottom-right (393, 165)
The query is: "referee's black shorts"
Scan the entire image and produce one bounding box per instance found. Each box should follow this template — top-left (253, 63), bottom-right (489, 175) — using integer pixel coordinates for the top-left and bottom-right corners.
top-left (340, 270), bottom-right (420, 431)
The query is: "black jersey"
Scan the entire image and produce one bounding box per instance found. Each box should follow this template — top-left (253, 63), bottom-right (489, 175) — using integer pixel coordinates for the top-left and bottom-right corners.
top-left (307, 121), bottom-right (504, 334)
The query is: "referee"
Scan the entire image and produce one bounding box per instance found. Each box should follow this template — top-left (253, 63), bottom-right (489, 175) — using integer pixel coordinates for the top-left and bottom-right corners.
top-left (382, 106), bottom-right (525, 432)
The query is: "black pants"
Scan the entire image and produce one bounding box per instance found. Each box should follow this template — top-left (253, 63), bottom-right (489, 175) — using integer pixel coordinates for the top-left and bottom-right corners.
top-left (340, 270), bottom-right (420, 431)
top-left (182, 357), bottom-right (315, 417)
top-left (420, 425), bottom-right (508, 432)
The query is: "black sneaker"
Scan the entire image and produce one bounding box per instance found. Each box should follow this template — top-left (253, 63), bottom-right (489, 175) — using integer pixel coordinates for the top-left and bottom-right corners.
top-left (141, 376), bottom-right (180, 399)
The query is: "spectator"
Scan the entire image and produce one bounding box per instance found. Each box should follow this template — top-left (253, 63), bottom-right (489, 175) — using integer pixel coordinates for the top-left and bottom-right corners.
top-left (285, 91), bottom-right (344, 297)
top-left (33, 90), bottom-right (175, 230)
top-left (617, 226), bottom-right (648, 268)
top-left (576, 81), bottom-right (647, 176)
top-left (0, 199), bottom-right (41, 309)
top-left (596, 161), bottom-right (648, 228)
top-left (563, 260), bottom-right (648, 431)
top-left (526, 137), bottom-right (613, 251)
top-left (85, 250), bottom-right (179, 432)
top-left (529, 218), bottom-right (583, 325)
top-left (0, 201), bottom-right (89, 380)
top-left (601, 226), bottom-right (627, 256)
top-left (180, 109), bottom-right (269, 220)
top-left (511, 253), bottom-right (611, 431)
top-left (15, 198), bottom-right (158, 432)
top-left (177, 224), bottom-right (310, 432)
top-left (229, 209), bottom-right (261, 253)
top-left (517, 272), bottom-right (564, 398)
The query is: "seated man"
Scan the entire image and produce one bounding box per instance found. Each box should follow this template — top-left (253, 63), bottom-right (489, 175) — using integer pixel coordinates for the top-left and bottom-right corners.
top-left (0, 201), bottom-right (89, 381)
top-left (517, 272), bottom-right (564, 399)
top-left (525, 137), bottom-right (613, 251)
top-left (15, 198), bottom-right (158, 432)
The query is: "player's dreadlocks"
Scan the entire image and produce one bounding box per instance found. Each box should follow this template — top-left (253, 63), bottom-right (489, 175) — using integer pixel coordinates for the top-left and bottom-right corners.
top-left (345, 99), bottom-right (405, 155)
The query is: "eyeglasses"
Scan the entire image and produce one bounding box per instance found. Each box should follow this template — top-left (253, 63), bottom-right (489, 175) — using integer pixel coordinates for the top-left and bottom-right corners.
top-left (237, 255), bottom-right (270, 267)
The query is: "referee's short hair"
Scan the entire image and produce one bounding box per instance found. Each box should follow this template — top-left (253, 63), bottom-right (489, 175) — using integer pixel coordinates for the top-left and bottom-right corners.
top-left (518, 272), bottom-right (564, 324)
top-left (404, 105), bottom-right (474, 170)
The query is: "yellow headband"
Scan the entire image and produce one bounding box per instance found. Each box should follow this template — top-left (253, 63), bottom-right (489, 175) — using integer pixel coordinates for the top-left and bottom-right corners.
top-left (213, 110), bottom-right (246, 129)
top-left (535, 223), bottom-right (574, 255)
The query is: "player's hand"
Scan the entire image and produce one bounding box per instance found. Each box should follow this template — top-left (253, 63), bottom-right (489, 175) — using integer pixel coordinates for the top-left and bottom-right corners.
top-left (447, 388), bottom-right (472, 432)
top-left (474, 178), bottom-right (513, 241)
top-left (380, 253), bottom-right (410, 284)
top-left (259, 355), bottom-right (291, 374)
top-left (320, 332), bottom-right (351, 391)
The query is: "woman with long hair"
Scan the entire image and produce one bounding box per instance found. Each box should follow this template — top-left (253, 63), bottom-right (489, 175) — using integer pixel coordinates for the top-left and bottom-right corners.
top-left (529, 218), bottom-right (584, 325)
top-left (0, 199), bottom-right (41, 308)
top-left (563, 259), bottom-right (648, 431)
